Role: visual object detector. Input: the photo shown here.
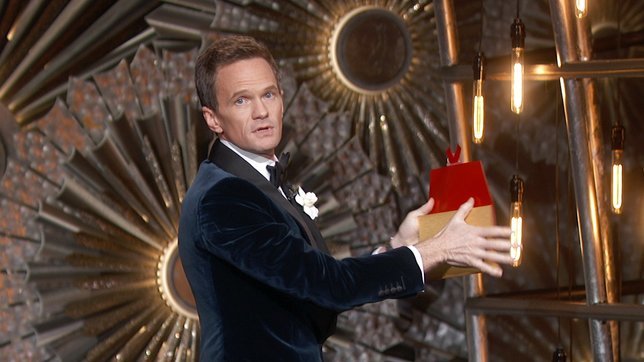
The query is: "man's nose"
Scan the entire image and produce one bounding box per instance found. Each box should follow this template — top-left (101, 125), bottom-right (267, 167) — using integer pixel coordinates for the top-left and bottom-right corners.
top-left (252, 100), bottom-right (268, 119)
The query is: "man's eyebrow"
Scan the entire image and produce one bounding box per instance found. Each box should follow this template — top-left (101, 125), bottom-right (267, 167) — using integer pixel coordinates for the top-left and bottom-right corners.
top-left (262, 85), bottom-right (280, 93)
top-left (228, 88), bottom-right (250, 102)
top-left (228, 85), bottom-right (279, 101)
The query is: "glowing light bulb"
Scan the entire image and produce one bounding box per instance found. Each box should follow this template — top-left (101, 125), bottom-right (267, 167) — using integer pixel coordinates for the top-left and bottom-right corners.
top-left (510, 18), bottom-right (526, 114)
top-left (510, 202), bottom-right (522, 266)
top-left (472, 52), bottom-right (486, 144)
top-left (576, 0), bottom-right (587, 18)
top-left (473, 93), bottom-right (484, 143)
top-left (510, 175), bottom-right (524, 267)
top-left (611, 162), bottom-right (622, 212)
top-left (611, 126), bottom-right (625, 214)
top-left (511, 57), bottom-right (523, 112)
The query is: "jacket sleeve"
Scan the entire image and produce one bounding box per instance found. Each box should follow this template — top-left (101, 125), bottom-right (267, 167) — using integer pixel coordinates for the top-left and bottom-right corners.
top-left (194, 176), bottom-right (425, 312)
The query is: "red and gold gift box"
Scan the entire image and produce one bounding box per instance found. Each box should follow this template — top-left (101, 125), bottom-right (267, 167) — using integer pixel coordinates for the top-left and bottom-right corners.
top-left (418, 146), bottom-right (498, 279)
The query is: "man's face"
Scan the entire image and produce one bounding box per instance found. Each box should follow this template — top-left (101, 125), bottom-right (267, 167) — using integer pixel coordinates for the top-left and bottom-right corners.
top-left (203, 57), bottom-right (283, 159)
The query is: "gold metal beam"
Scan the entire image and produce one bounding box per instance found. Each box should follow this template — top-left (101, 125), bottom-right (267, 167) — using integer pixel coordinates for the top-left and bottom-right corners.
top-left (467, 298), bottom-right (644, 322)
top-left (437, 58), bottom-right (644, 81)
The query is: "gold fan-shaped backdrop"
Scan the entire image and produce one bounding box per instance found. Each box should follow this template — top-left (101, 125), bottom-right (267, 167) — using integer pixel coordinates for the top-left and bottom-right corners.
top-left (1, 0), bottom-right (642, 361)
top-left (0, 39), bottom-right (461, 361)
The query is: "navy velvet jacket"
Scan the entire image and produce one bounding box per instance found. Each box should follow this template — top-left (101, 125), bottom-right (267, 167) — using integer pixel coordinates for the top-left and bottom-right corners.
top-left (178, 140), bottom-right (424, 361)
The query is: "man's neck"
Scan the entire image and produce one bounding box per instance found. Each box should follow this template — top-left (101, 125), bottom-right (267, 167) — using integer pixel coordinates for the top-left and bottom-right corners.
top-left (220, 139), bottom-right (276, 162)
top-left (219, 139), bottom-right (275, 181)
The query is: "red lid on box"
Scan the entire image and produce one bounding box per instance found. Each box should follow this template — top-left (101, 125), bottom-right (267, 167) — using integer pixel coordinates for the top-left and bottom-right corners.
top-left (428, 160), bottom-right (493, 213)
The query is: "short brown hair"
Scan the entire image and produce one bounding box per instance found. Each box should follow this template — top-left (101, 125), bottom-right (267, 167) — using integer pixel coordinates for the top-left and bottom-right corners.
top-left (195, 35), bottom-right (280, 111)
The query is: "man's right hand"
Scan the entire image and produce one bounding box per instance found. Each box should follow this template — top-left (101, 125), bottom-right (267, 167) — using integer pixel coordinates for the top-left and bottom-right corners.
top-left (415, 198), bottom-right (513, 278)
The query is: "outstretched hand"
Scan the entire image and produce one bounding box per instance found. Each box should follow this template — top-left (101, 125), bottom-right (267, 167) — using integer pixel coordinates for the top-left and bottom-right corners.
top-left (415, 198), bottom-right (513, 278)
top-left (390, 198), bottom-right (435, 248)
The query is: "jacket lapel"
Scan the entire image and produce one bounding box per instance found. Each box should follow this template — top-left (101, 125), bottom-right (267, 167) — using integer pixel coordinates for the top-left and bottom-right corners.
top-left (208, 140), bottom-right (328, 253)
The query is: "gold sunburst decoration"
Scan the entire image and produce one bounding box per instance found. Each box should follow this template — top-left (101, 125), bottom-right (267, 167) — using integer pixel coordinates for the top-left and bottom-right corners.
top-left (328, 5), bottom-right (413, 95)
top-left (156, 239), bottom-right (198, 321)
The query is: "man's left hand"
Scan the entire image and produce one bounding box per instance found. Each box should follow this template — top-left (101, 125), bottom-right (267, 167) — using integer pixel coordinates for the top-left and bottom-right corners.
top-left (390, 198), bottom-right (435, 248)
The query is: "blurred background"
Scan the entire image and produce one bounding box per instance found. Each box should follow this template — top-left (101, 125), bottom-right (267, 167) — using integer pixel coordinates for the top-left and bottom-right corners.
top-left (0, 0), bottom-right (642, 361)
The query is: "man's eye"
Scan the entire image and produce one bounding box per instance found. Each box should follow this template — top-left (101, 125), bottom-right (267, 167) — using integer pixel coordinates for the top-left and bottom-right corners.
top-left (264, 91), bottom-right (274, 99)
top-left (234, 98), bottom-right (246, 105)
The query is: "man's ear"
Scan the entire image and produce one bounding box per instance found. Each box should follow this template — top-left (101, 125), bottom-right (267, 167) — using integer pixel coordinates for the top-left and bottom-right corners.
top-left (202, 107), bottom-right (222, 134)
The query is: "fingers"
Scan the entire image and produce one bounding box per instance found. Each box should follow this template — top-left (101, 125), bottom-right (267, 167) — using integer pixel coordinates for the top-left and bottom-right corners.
top-left (440, 237), bottom-right (514, 277)
top-left (409, 198), bottom-right (434, 217)
top-left (418, 198), bottom-right (435, 215)
top-left (470, 238), bottom-right (513, 263)
top-left (457, 251), bottom-right (511, 277)
top-left (472, 238), bottom-right (515, 276)
top-left (451, 197), bottom-right (474, 222)
top-left (476, 260), bottom-right (504, 277)
top-left (445, 251), bottom-right (507, 277)
top-left (480, 251), bottom-right (514, 265)
top-left (483, 239), bottom-right (513, 251)
top-left (475, 250), bottom-right (514, 277)
top-left (477, 225), bottom-right (513, 238)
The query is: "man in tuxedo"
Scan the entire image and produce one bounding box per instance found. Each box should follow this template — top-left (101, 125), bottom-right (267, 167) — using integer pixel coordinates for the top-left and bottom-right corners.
top-left (179, 35), bottom-right (513, 361)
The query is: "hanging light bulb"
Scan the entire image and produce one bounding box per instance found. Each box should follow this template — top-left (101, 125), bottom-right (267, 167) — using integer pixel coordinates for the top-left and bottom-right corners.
top-left (575, 0), bottom-right (588, 18)
top-left (472, 52), bottom-right (486, 144)
top-left (611, 125), bottom-right (625, 214)
top-left (510, 175), bottom-right (525, 266)
top-left (510, 17), bottom-right (525, 114)
top-left (552, 347), bottom-right (567, 362)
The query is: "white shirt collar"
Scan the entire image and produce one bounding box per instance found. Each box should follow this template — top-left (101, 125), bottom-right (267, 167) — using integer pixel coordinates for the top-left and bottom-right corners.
top-left (219, 139), bottom-right (275, 182)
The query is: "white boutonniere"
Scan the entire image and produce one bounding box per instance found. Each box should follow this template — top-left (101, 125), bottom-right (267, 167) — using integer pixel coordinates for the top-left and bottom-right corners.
top-left (295, 187), bottom-right (318, 220)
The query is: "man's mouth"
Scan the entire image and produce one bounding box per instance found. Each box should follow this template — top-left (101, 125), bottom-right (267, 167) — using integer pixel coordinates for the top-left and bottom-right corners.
top-left (254, 125), bottom-right (272, 133)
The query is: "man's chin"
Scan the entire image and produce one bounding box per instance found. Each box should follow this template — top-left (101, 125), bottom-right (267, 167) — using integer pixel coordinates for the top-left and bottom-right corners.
top-left (254, 133), bottom-right (280, 146)
top-left (253, 140), bottom-right (280, 155)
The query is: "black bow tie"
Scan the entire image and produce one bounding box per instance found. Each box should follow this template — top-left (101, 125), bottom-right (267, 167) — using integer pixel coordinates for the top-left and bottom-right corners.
top-left (267, 152), bottom-right (290, 190)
